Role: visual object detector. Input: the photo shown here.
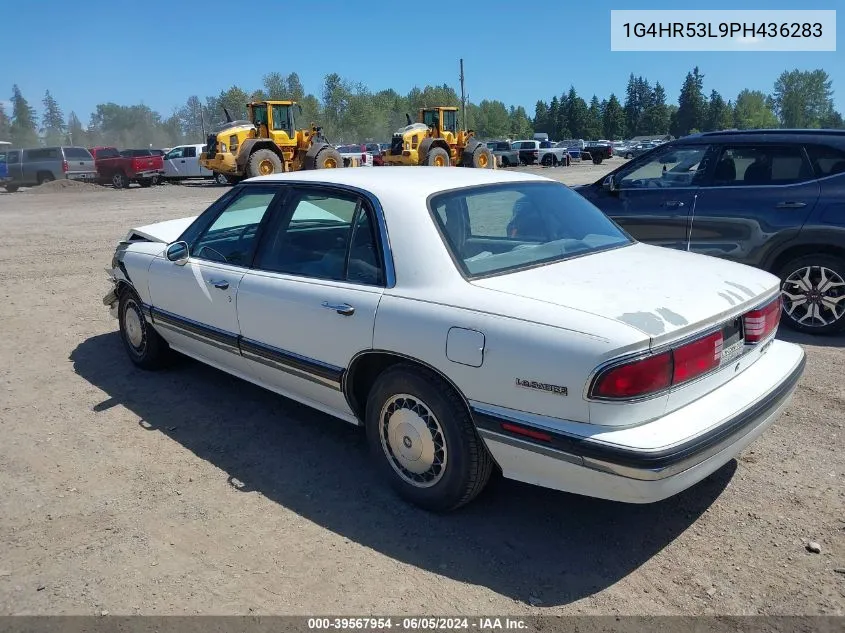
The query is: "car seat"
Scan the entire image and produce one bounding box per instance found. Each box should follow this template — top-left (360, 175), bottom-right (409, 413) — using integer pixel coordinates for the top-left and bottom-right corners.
top-left (506, 199), bottom-right (549, 241)
top-left (443, 199), bottom-right (468, 255)
top-left (713, 157), bottom-right (737, 184)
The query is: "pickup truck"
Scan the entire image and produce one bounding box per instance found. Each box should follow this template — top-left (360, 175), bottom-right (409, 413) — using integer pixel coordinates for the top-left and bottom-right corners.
top-left (582, 141), bottom-right (613, 164)
top-left (512, 140), bottom-right (569, 166)
top-left (89, 147), bottom-right (164, 189)
top-left (486, 140), bottom-right (520, 167)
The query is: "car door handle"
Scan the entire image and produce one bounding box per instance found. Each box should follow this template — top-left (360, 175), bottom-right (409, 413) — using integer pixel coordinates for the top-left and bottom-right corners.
top-left (662, 200), bottom-right (685, 208)
top-left (322, 301), bottom-right (355, 316)
top-left (776, 201), bottom-right (807, 209)
top-left (206, 279), bottom-right (229, 290)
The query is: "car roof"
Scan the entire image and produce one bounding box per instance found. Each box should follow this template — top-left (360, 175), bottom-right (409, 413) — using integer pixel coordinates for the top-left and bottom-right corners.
top-left (243, 165), bottom-right (549, 199)
top-left (678, 129), bottom-right (845, 144)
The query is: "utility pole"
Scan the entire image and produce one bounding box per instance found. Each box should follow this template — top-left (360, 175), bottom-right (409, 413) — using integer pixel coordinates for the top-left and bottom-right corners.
top-left (200, 106), bottom-right (207, 142)
top-left (459, 58), bottom-right (466, 129)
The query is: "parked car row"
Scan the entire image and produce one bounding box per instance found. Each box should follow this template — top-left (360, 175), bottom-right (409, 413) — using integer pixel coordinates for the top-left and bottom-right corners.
top-left (0, 142), bottom-right (223, 192)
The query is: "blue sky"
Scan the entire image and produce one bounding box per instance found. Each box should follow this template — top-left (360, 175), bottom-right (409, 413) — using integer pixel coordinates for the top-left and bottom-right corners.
top-left (2, 0), bottom-right (842, 123)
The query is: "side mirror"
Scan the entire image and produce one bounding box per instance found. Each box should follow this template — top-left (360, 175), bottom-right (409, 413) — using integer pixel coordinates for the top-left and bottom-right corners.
top-left (165, 241), bottom-right (189, 265)
top-left (602, 174), bottom-right (617, 192)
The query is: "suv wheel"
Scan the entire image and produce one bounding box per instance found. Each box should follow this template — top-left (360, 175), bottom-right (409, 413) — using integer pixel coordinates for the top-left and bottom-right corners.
top-left (778, 254), bottom-right (845, 335)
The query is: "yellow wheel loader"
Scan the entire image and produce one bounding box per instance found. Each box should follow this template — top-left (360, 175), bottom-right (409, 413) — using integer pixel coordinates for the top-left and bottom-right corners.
top-left (199, 101), bottom-right (345, 183)
top-left (381, 106), bottom-right (494, 168)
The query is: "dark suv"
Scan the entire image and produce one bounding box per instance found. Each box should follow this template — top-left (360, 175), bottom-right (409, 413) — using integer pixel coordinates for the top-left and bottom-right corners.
top-left (575, 130), bottom-right (845, 335)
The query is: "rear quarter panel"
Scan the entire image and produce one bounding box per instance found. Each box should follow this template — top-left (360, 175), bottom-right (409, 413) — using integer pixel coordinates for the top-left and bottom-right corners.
top-left (372, 293), bottom-right (648, 426)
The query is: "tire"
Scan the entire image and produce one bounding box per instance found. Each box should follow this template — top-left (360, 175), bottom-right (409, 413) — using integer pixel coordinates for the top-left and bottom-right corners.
top-left (312, 146), bottom-right (342, 169)
top-left (214, 172), bottom-right (229, 186)
top-left (38, 172), bottom-right (55, 185)
top-left (112, 171), bottom-right (129, 189)
top-left (425, 147), bottom-right (451, 167)
top-left (501, 157), bottom-right (510, 167)
top-left (541, 154), bottom-right (553, 167)
top-left (777, 254), bottom-right (845, 335)
top-left (118, 288), bottom-right (171, 370)
top-left (4, 184), bottom-right (18, 193)
top-left (593, 156), bottom-right (603, 165)
top-left (462, 145), bottom-right (493, 169)
top-left (365, 364), bottom-right (494, 512)
top-left (247, 149), bottom-right (283, 178)
top-left (625, 153), bottom-right (633, 159)
top-left (137, 178), bottom-right (152, 188)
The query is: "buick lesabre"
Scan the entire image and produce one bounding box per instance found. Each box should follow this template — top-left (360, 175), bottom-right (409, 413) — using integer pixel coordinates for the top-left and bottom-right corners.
top-left (104, 167), bottom-right (805, 512)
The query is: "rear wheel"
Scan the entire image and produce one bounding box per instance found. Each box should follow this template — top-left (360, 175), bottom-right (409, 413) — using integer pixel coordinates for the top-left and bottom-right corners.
top-left (112, 172), bottom-right (129, 189)
top-left (425, 147), bottom-right (450, 167)
top-left (778, 254), bottom-right (845, 335)
top-left (593, 156), bottom-right (603, 165)
top-left (38, 172), bottom-right (55, 185)
top-left (247, 149), bottom-right (283, 178)
top-left (4, 185), bottom-right (18, 193)
top-left (137, 178), bottom-right (152, 188)
top-left (365, 364), bottom-right (494, 512)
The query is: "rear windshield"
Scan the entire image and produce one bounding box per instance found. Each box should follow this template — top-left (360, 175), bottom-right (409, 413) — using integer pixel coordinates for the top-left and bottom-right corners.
top-left (429, 182), bottom-right (631, 278)
top-left (96, 148), bottom-right (121, 159)
top-left (123, 149), bottom-right (152, 157)
top-left (63, 147), bottom-right (93, 159)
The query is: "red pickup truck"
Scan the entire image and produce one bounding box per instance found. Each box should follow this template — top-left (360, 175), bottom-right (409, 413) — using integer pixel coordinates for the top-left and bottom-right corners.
top-left (89, 147), bottom-right (164, 188)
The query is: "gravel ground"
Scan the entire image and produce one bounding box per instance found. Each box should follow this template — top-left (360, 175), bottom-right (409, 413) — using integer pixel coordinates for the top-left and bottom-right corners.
top-left (0, 163), bottom-right (843, 616)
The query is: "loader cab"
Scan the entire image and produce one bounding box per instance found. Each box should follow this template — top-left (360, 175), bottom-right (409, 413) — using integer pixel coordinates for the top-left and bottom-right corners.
top-left (420, 107), bottom-right (458, 141)
top-left (249, 101), bottom-right (295, 146)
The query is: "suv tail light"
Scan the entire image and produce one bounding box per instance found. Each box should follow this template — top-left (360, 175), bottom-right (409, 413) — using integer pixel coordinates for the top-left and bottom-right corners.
top-left (743, 296), bottom-right (781, 343)
top-left (62, 160), bottom-right (68, 173)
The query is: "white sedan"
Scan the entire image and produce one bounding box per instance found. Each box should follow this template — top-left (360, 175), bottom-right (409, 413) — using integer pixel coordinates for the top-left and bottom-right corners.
top-left (103, 167), bottom-right (805, 512)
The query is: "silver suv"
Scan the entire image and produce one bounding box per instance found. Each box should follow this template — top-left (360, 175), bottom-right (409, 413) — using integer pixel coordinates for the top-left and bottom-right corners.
top-left (3, 146), bottom-right (97, 192)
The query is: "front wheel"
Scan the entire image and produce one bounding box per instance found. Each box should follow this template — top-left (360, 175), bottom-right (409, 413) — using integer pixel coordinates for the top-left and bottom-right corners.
top-left (365, 364), bottom-right (494, 512)
top-left (778, 254), bottom-right (845, 335)
top-left (137, 178), bottom-right (152, 188)
top-left (4, 184), bottom-right (18, 193)
top-left (425, 147), bottom-right (451, 167)
top-left (118, 289), bottom-right (171, 369)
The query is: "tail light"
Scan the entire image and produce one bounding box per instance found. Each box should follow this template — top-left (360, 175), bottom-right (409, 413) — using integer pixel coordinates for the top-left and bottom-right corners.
top-left (743, 296), bottom-right (781, 343)
top-left (592, 330), bottom-right (723, 400)
top-left (608, 146), bottom-right (614, 156)
top-left (62, 160), bottom-right (68, 173)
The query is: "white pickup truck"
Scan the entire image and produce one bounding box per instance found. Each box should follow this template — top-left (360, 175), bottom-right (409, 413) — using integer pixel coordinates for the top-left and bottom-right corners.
top-left (335, 144), bottom-right (374, 167)
top-left (511, 139), bottom-right (569, 166)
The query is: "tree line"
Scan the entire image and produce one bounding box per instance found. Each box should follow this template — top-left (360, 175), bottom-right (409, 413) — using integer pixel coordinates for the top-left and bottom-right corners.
top-left (1, 67), bottom-right (842, 150)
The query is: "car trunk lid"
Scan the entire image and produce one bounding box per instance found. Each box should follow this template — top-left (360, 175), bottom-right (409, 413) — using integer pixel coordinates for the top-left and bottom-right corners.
top-left (471, 242), bottom-right (780, 348)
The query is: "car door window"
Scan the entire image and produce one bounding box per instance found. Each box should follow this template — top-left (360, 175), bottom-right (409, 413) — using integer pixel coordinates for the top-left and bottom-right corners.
top-left (710, 145), bottom-right (814, 186)
top-left (254, 189), bottom-right (384, 285)
top-left (183, 146), bottom-right (197, 158)
top-left (618, 145), bottom-right (710, 189)
top-left (190, 187), bottom-right (279, 266)
top-left (804, 144), bottom-right (845, 178)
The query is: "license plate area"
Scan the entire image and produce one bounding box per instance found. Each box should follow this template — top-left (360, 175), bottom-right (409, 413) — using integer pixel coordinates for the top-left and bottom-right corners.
top-left (720, 317), bottom-right (745, 364)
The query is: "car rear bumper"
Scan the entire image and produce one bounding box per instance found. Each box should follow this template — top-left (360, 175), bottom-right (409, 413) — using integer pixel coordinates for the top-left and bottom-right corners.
top-left (472, 339), bottom-right (805, 503)
top-left (67, 172), bottom-right (97, 181)
top-left (135, 170), bottom-right (163, 179)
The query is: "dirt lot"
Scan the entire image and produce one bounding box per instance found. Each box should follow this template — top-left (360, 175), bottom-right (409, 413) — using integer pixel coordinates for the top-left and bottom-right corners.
top-left (0, 162), bottom-right (843, 616)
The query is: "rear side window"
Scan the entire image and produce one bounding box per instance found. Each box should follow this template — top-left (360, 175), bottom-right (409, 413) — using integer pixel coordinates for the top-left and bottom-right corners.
top-left (96, 148), bottom-right (121, 159)
top-left (184, 147), bottom-right (197, 158)
top-left (711, 145), bottom-right (814, 186)
top-left (63, 147), bottom-right (92, 159)
top-left (26, 148), bottom-right (61, 161)
top-left (805, 145), bottom-right (845, 178)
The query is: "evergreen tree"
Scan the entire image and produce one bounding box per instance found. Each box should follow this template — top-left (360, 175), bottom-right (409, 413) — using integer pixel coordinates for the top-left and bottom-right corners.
top-left (66, 111), bottom-right (86, 146)
top-left (9, 85), bottom-right (38, 147)
top-left (705, 90), bottom-right (731, 131)
top-left (602, 93), bottom-right (626, 139)
top-left (533, 100), bottom-right (550, 135)
top-left (548, 96), bottom-right (560, 139)
top-left (672, 67), bottom-right (707, 136)
top-left (41, 90), bottom-right (65, 145)
top-left (586, 96), bottom-right (603, 139)
top-left (0, 102), bottom-right (10, 141)
top-left (639, 82), bottom-right (669, 135)
top-left (566, 86), bottom-right (589, 138)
